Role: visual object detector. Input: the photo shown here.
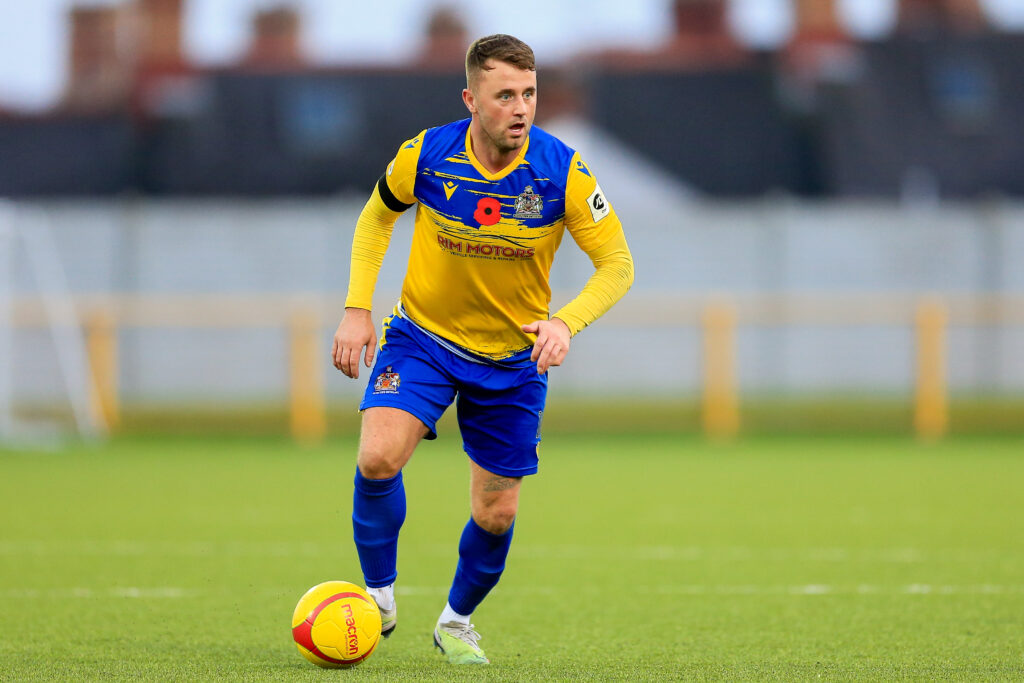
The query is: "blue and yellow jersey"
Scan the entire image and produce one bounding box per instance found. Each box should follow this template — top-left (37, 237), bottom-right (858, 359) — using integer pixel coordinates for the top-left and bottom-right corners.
top-left (370, 118), bottom-right (624, 358)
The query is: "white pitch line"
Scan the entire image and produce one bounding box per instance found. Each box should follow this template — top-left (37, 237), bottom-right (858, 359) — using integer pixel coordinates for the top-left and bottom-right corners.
top-left (0, 587), bottom-right (194, 599)
top-left (0, 541), bottom-right (1011, 565)
top-left (0, 540), bottom-right (338, 557)
top-left (649, 584), bottom-right (1024, 596)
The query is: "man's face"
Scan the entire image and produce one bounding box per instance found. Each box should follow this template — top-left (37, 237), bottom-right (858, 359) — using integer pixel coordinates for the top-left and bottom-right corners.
top-left (465, 59), bottom-right (537, 156)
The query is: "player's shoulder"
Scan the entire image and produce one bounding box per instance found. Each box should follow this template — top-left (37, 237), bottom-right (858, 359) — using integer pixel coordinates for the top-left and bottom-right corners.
top-left (525, 125), bottom-right (580, 191)
top-left (418, 118), bottom-right (471, 164)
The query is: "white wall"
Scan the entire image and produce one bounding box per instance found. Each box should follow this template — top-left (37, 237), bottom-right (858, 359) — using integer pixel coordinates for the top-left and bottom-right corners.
top-left (6, 197), bottom-right (1024, 404)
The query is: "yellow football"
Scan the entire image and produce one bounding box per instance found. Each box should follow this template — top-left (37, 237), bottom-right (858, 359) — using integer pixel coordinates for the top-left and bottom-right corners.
top-left (291, 580), bottom-right (382, 668)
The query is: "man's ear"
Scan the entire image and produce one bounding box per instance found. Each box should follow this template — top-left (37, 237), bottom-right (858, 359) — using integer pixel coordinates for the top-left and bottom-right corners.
top-left (462, 88), bottom-right (476, 115)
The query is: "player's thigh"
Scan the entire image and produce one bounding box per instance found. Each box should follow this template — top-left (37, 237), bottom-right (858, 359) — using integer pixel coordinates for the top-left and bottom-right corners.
top-left (456, 366), bottom-right (547, 479)
top-left (357, 407), bottom-right (430, 479)
top-left (469, 459), bottom-right (522, 534)
top-left (360, 315), bottom-right (458, 438)
top-left (357, 315), bottom-right (458, 478)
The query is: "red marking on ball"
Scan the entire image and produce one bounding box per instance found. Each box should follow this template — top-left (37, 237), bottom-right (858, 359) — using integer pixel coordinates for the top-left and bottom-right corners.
top-left (291, 591), bottom-right (376, 666)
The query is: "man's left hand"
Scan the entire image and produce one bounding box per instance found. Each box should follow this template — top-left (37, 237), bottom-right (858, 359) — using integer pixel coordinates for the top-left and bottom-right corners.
top-left (521, 318), bottom-right (571, 374)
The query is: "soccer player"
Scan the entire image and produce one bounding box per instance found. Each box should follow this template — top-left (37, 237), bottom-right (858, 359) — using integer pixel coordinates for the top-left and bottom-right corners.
top-left (331, 34), bottom-right (634, 665)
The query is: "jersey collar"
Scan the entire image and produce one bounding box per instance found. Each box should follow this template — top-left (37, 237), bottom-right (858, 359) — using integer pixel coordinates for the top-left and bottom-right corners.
top-left (464, 124), bottom-right (530, 182)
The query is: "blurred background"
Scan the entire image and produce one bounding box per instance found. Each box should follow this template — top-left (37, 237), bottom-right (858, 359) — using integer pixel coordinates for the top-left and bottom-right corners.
top-left (1, 0), bottom-right (1023, 442)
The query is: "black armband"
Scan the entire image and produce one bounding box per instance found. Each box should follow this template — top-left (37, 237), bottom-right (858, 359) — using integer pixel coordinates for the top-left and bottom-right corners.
top-left (376, 175), bottom-right (415, 213)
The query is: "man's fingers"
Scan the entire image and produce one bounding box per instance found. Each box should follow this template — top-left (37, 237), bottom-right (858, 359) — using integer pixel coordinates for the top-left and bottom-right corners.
top-left (536, 340), bottom-right (552, 371)
top-left (526, 319), bottom-right (571, 372)
top-left (550, 345), bottom-right (566, 367)
top-left (536, 339), bottom-right (564, 374)
top-left (363, 337), bottom-right (376, 368)
top-left (347, 347), bottom-right (361, 379)
top-left (331, 333), bottom-right (344, 371)
top-left (332, 312), bottom-right (376, 378)
top-left (339, 348), bottom-right (350, 377)
top-left (332, 336), bottom-right (375, 378)
top-left (530, 334), bottom-right (545, 362)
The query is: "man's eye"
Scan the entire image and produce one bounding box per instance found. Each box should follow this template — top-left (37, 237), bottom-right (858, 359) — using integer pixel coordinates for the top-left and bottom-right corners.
top-left (500, 94), bottom-right (511, 101)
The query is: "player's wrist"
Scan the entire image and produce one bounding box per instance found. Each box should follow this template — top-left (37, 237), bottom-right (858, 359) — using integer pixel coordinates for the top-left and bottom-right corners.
top-left (344, 306), bottom-right (373, 322)
top-left (549, 316), bottom-right (571, 337)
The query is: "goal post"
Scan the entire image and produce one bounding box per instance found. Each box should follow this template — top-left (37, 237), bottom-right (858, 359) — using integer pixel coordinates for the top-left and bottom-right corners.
top-left (0, 201), bottom-right (107, 444)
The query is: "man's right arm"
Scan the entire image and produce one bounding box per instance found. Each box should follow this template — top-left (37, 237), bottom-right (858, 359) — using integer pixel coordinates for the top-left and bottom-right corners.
top-left (343, 180), bottom-right (412, 312)
top-left (333, 132), bottom-right (424, 378)
top-left (332, 183), bottom-right (407, 378)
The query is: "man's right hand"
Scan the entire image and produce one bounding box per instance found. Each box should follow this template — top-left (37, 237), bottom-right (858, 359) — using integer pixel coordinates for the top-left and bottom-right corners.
top-left (332, 308), bottom-right (377, 379)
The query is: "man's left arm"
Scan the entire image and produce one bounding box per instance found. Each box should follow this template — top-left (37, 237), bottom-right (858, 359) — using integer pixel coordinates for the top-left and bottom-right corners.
top-left (523, 230), bottom-right (633, 372)
top-left (523, 158), bottom-right (634, 373)
top-left (551, 229), bottom-right (634, 335)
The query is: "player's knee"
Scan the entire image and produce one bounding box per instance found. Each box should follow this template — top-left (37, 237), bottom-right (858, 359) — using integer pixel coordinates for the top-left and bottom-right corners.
top-left (475, 504), bottom-right (517, 535)
top-left (357, 448), bottom-right (404, 480)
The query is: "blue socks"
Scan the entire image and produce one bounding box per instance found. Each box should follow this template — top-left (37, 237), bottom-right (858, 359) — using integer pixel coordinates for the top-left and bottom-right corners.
top-left (351, 468), bottom-right (406, 588)
top-left (352, 467), bottom-right (514, 615)
top-left (447, 518), bottom-right (515, 616)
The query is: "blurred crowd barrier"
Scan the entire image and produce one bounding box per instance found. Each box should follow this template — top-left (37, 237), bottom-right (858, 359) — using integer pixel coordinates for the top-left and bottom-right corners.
top-left (2, 32), bottom-right (1024, 198)
top-left (2, 197), bottom-right (1023, 439)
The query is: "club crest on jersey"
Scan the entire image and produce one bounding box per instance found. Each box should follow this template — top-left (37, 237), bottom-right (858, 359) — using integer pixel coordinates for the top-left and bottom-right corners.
top-left (513, 185), bottom-right (543, 219)
top-left (374, 367), bottom-right (400, 393)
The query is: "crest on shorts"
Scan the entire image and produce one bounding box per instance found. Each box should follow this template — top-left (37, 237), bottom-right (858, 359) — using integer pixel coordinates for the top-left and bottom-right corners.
top-left (513, 185), bottom-right (543, 219)
top-left (374, 366), bottom-right (400, 393)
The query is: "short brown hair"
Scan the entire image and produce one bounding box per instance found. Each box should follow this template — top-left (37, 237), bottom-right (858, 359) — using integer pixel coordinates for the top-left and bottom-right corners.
top-left (465, 34), bottom-right (535, 88)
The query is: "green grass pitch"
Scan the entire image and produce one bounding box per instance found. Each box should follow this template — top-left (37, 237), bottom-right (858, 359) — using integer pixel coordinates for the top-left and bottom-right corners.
top-left (2, 433), bottom-right (1023, 680)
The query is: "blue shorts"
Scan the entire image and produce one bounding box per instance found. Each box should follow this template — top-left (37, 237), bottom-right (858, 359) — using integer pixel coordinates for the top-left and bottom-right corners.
top-left (359, 313), bottom-right (547, 477)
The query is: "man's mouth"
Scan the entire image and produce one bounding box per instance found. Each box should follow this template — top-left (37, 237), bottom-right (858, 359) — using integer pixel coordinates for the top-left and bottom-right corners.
top-left (509, 122), bottom-right (526, 136)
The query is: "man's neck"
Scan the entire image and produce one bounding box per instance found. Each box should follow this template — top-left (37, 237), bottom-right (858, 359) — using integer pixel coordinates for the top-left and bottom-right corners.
top-left (468, 123), bottom-right (519, 174)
